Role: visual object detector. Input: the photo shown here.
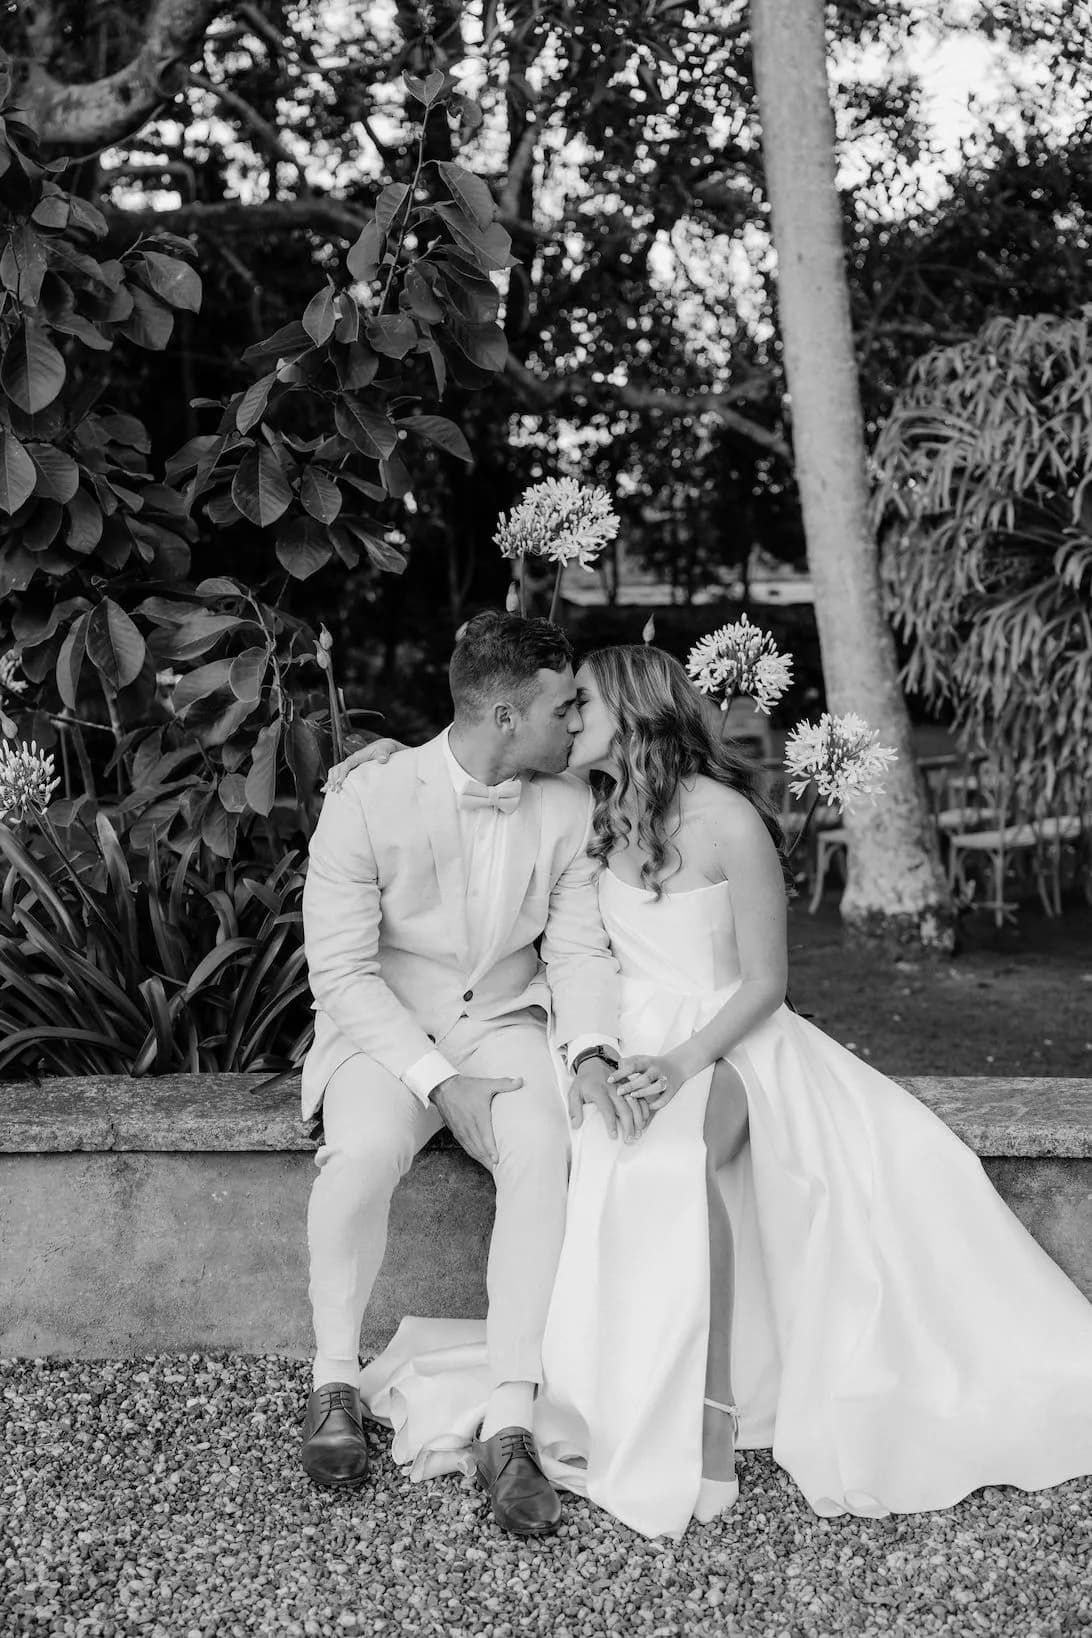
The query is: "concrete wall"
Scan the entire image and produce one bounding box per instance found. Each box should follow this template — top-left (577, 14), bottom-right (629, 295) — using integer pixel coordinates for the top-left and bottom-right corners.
top-left (2, 1073), bottom-right (1091, 1357)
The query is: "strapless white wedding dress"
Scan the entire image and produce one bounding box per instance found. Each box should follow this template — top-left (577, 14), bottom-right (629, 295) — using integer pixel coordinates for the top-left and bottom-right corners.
top-left (360, 871), bottom-right (1092, 1539)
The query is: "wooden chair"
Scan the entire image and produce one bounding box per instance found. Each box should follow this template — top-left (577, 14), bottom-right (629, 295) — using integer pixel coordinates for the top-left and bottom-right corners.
top-left (946, 814), bottom-right (1086, 925)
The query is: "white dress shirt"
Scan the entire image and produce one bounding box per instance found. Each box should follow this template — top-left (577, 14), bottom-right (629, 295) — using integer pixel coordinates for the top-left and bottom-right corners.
top-left (400, 731), bottom-right (616, 1104)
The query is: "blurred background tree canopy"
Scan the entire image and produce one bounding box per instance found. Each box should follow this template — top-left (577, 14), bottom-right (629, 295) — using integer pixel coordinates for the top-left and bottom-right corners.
top-left (7, 0), bottom-right (1089, 735)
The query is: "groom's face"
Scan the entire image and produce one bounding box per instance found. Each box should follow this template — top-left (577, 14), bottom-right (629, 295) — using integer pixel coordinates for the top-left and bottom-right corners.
top-left (509, 664), bottom-right (583, 774)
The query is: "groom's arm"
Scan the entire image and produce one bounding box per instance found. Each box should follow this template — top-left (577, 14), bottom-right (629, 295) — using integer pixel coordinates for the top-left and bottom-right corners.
top-left (539, 792), bottom-right (621, 1056)
top-left (303, 776), bottom-right (449, 1100)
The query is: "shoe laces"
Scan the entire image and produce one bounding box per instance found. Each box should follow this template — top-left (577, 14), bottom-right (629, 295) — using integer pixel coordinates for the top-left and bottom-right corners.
top-left (318, 1384), bottom-right (358, 1418)
top-left (497, 1428), bottom-right (537, 1462)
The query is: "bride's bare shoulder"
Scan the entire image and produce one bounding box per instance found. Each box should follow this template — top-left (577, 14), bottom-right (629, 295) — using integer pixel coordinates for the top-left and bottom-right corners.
top-left (684, 775), bottom-right (776, 857)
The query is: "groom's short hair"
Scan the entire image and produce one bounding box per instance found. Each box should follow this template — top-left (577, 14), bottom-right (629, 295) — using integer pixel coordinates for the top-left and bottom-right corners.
top-left (450, 611), bottom-right (574, 718)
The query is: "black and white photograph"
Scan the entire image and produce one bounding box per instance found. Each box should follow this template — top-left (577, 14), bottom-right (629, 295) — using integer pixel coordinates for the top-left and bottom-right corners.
top-left (1, 1), bottom-right (1091, 1634)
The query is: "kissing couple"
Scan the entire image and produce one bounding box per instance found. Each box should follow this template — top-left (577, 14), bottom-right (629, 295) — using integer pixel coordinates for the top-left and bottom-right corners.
top-left (298, 610), bottom-right (1092, 1542)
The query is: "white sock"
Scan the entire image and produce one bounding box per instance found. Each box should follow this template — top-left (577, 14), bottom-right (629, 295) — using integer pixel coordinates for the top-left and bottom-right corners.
top-left (480, 1380), bottom-right (535, 1440)
top-left (313, 1357), bottom-right (360, 1393)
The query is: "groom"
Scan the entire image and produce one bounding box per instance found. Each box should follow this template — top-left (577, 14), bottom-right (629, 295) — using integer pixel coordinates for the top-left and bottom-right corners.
top-left (299, 611), bottom-right (622, 1536)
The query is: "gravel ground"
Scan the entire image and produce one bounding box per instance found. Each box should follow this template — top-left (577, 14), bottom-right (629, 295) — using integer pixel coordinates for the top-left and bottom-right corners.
top-left (3, 1357), bottom-right (1091, 1638)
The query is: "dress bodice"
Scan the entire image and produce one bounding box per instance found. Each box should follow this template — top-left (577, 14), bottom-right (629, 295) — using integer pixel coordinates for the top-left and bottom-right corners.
top-left (598, 869), bottom-right (742, 993)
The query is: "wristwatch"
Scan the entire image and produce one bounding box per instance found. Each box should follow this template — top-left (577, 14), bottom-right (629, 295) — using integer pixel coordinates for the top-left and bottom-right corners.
top-left (570, 1045), bottom-right (620, 1075)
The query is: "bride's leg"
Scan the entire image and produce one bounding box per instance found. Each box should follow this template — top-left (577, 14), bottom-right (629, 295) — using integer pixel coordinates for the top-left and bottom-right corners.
top-left (701, 1062), bottom-right (749, 1480)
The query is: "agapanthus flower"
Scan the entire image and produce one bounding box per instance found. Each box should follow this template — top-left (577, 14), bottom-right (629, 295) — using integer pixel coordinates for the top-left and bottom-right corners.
top-left (0, 740), bottom-right (60, 821)
top-left (686, 615), bottom-right (793, 715)
top-left (494, 478), bottom-right (619, 569)
top-left (0, 649), bottom-right (27, 695)
top-left (783, 712), bottom-right (897, 811)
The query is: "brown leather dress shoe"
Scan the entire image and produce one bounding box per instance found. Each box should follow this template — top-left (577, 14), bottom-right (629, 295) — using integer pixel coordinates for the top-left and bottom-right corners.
top-left (301, 1382), bottom-right (370, 1488)
top-left (472, 1426), bottom-right (561, 1537)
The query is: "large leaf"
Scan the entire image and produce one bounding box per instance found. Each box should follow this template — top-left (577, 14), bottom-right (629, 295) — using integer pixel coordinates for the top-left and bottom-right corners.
top-left (86, 598), bottom-right (146, 691)
top-left (435, 162), bottom-right (495, 231)
top-left (285, 713), bottom-right (322, 797)
top-left (300, 466), bottom-right (342, 524)
top-left (403, 267), bottom-right (444, 322)
top-left (334, 340), bottom-right (379, 391)
top-left (171, 657), bottom-right (235, 715)
top-left (201, 798), bottom-right (240, 860)
top-left (116, 286), bottom-right (175, 350)
top-left (374, 182), bottom-right (410, 237)
top-left (275, 516), bottom-right (334, 579)
top-left (346, 221), bottom-right (382, 283)
top-left (365, 314), bottom-right (417, 359)
top-left (27, 442), bottom-right (80, 503)
top-left (302, 284), bottom-right (337, 346)
top-left (398, 415), bottom-right (473, 463)
top-left (235, 373), bottom-right (275, 435)
top-left (0, 428), bottom-right (37, 514)
top-left (65, 486), bottom-right (104, 554)
top-left (231, 443), bottom-right (293, 527)
top-left (334, 398), bottom-right (399, 459)
top-left (0, 224), bottom-right (47, 305)
top-left (245, 721), bottom-right (281, 816)
top-left (55, 612), bottom-right (90, 709)
top-left (242, 319), bottom-right (313, 370)
top-left (431, 204), bottom-right (514, 273)
top-left (343, 518), bottom-right (408, 574)
top-left (448, 317), bottom-right (508, 373)
top-left (0, 318), bottom-right (66, 413)
top-left (141, 251), bottom-right (202, 313)
top-left (228, 646), bottom-right (269, 703)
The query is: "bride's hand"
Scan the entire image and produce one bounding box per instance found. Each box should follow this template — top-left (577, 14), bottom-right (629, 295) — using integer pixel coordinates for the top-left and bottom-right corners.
top-left (608, 1053), bottom-right (686, 1113)
top-left (322, 738), bottom-right (404, 793)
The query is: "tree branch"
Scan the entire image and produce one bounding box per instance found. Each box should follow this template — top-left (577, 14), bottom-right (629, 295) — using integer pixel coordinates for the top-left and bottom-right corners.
top-left (504, 357), bottom-right (790, 460)
top-left (24, 0), bottom-right (229, 147)
top-left (186, 69), bottom-right (306, 191)
top-left (22, 0), bottom-right (58, 70)
top-left (102, 198), bottom-right (368, 239)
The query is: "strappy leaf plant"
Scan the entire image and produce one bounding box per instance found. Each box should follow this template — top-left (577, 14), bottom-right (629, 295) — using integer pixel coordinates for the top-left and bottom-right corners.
top-left (872, 310), bottom-right (1092, 825)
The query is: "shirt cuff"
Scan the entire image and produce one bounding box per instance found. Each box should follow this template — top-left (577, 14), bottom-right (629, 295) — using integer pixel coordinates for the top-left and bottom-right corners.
top-left (564, 1033), bottom-right (621, 1073)
top-left (402, 1049), bottom-right (458, 1106)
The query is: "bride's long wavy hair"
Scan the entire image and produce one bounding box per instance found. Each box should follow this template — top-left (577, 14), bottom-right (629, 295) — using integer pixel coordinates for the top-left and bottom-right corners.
top-left (583, 645), bottom-right (784, 898)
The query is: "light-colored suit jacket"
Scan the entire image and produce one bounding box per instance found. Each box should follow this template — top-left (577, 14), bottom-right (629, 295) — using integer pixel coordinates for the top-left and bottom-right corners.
top-left (300, 731), bottom-right (619, 1120)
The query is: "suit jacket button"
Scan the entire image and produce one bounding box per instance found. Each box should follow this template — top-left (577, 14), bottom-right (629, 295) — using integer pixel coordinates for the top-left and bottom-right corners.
top-left (463, 989), bottom-right (473, 1002)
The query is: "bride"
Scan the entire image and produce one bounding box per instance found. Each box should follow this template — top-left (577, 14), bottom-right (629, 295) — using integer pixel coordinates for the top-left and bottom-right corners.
top-left (328, 643), bottom-right (1092, 1540)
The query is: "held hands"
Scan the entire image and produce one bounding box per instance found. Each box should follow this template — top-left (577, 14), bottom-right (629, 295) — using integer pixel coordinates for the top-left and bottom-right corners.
top-left (322, 737), bottom-right (405, 793)
top-left (608, 1053), bottom-right (688, 1114)
top-left (431, 1073), bottom-right (522, 1169)
top-left (567, 1058), bottom-right (651, 1143)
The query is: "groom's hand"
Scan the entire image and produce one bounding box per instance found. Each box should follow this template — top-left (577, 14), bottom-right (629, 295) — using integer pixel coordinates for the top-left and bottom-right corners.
top-left (567, 1061), bottom-right (645, 1142)
top-left (430, 1073), bottom-right (522, 1169)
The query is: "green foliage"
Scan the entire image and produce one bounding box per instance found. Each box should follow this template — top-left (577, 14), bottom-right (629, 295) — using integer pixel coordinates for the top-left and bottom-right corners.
top-left (873, 309), bottom-right (1092, 822)
top-left (0, 810), bottom-right (312, 1077)
top-left (0, 60), bottom-right (510, 864)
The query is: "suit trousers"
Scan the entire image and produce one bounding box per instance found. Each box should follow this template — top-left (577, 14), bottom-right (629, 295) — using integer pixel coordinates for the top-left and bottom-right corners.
top-left (307, 1011), bottom-right (570, 1391)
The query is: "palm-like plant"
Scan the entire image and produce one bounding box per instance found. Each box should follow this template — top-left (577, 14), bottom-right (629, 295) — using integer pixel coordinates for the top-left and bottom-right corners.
top-left (872, 310), bottom-right (1092, 823)
top-left (0, 789), bottom-right (312, 1077)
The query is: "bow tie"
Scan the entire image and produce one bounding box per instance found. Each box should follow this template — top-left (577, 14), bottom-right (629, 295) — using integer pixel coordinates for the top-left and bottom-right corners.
top-left (458, 778), bottom-right (522, 816)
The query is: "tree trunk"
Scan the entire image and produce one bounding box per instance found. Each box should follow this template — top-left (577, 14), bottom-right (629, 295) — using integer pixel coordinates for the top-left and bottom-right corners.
top-left (749, 0), bottom-right (954, 952)
top-left (18, 0), bottom-right (224, 148)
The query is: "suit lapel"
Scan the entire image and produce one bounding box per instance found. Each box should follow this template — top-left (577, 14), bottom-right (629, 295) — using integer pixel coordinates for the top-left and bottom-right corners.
top-left (415, 734), bottom-right (470, 969)
top-left (468, 775), bottom-right (543, 984)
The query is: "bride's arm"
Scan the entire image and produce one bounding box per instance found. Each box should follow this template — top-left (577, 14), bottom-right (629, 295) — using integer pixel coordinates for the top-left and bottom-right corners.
top-left (614, 795), bottom-right (787, 1101)
top-left (672, 798), bottom-right (787, 1080)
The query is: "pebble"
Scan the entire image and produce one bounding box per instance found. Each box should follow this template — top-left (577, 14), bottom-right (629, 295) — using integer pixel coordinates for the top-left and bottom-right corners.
top-left (2, 1355), bottom-right (1090, 1637)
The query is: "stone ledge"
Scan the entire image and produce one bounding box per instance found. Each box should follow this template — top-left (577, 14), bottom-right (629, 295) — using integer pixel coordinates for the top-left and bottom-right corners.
top-left (4, 1074), bottom-right (1092, 1356)
top-left (2, 1073), bottom-right (1092, 1158)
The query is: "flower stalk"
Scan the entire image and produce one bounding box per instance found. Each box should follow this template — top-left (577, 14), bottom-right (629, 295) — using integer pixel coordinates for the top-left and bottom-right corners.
top-left (315, 625), bottom-right (345, 765)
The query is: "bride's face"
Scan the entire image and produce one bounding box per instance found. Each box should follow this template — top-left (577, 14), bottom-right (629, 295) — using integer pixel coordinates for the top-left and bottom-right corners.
top-left (567, 664), bottom-right (619, 776)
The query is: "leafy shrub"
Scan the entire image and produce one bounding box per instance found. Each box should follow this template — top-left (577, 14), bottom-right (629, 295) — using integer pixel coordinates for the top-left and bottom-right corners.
top-left (0, 810), bottom-right (312, 1077)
